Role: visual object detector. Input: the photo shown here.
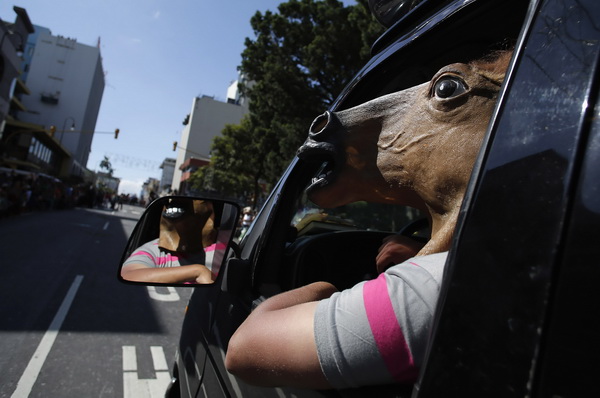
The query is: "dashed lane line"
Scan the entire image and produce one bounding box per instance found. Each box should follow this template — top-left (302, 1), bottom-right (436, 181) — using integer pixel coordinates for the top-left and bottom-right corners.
top-left (11, 275), bottom-right (84, 398)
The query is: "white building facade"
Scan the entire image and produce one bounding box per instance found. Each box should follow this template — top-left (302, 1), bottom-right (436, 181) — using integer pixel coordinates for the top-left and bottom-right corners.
top-left (159, 157), bottom-right (176, 194)
top-left (171, 94), bottom-right (247, 193)
top-left (19, 26), bottom-right (104, 179)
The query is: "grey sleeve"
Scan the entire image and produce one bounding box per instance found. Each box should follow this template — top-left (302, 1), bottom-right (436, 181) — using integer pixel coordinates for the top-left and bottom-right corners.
top-left (314, 282), bottom-right (393, 389)
top-left (313, 252), bottom-right (447, 389)
top-left (122, 240), bottom-right (159, 268)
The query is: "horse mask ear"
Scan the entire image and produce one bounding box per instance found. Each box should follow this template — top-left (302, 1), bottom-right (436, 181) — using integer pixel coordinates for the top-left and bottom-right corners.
top-left (197, 200), bottom-right (218, 248)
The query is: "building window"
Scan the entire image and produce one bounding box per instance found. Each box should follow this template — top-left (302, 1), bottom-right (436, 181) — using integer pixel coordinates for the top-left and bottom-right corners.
top-left (28, 137), bottom-right (54, 168)
top-left (40, 94), bottom-right (59, 104)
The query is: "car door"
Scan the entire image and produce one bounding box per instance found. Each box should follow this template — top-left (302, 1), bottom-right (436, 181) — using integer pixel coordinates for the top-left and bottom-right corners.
top-left (415, 0), bottom-right (600, 395)
top-left (197, 161), bottom-right (342, 398)
top-left (534, 81), bottom-right (600, 398)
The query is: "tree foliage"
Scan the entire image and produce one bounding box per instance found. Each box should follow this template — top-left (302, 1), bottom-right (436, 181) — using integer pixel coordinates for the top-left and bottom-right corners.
top-left (192, 0), bottom-right (383, 205)
top-left (99, 155), bottom-right (114, 177)
top-left (188, 116), bottom-right (271, 206)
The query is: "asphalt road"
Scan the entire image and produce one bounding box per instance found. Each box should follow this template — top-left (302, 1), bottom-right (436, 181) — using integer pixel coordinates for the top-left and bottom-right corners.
top-left (0, 204), bottom-right (194, 397)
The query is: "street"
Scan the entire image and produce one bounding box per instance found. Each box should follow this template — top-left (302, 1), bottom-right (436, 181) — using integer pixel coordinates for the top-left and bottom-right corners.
top-left (0, 204), bottom-right (193, 397)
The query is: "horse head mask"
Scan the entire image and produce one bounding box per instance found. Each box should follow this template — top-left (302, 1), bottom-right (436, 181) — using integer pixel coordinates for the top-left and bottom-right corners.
top-left (298, 51), bottom-right (513, 255)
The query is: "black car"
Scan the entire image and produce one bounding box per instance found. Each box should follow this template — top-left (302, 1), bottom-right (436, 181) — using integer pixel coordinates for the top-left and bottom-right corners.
top-left (119, 0), bottom-right (600, 396)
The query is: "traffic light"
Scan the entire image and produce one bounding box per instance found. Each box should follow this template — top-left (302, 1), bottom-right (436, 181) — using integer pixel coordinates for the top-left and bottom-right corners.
top-left (49, 125), bottom-right (56, 138)
top-left (114, 128), bottom-right (120, 139)
top-left (173, 141), bottom-right (177, 151)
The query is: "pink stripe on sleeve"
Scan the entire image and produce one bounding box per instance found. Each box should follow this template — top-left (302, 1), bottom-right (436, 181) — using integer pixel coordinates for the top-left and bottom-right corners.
top-left (204, 243), bottom-right (227, 252)
top-left (131, 250), bottom-right (153, 259)
top-left (155, 253), bottom-right (178, 266)
top-left (363, 273), bottom-right (417, 382)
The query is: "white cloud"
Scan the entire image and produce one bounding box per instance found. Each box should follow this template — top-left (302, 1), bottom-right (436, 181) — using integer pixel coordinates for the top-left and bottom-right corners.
top-left (119, 179), bottom-right (143, 195)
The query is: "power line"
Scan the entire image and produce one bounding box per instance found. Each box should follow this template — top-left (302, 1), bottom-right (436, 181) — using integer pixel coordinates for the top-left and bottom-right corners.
top-left (102, 152), bottom-right (163, 171)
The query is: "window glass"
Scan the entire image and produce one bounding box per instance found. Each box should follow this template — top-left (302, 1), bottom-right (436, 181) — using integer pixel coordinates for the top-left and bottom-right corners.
top-left (291, 187), bottom-right (424, 237)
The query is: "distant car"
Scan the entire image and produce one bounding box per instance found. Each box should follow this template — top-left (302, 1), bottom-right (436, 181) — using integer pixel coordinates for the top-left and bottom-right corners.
top-left (119, 0), bottom-right (600, 396)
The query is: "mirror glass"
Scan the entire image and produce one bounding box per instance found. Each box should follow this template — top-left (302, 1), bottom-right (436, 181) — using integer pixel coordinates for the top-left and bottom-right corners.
top-left (119, 196), bottom-right (240, 285)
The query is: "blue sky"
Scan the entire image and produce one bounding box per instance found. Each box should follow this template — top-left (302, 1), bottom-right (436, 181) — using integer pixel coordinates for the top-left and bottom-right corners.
top-left (1, 0), bottom-right (356, 195)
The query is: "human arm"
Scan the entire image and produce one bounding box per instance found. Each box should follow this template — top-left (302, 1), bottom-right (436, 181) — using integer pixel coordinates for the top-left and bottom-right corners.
top-left (121, 263), bottom-right (214, 284)
top-left (225, 281), bottom-right (338, 388)
top-left (227, 253), bottom-right (445, 390)
top-left (376, 235), bottom-right (425, 273)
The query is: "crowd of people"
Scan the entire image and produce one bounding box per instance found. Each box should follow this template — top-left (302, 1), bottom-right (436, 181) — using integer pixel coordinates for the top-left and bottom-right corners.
top-left (0, 168), bottom-right (139, 218)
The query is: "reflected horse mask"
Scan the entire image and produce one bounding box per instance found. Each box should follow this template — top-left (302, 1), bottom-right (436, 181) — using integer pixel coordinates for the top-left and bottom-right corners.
top-left (159, 199), bottom-right (217, 253)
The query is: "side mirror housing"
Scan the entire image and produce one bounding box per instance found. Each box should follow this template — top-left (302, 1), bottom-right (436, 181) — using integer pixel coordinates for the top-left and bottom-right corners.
top-left (118, 196), bottom-right (240, 286)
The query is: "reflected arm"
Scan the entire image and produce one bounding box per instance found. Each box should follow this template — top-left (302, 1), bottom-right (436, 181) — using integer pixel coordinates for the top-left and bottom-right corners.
top-left (121, 263), bottom-right (213, 284)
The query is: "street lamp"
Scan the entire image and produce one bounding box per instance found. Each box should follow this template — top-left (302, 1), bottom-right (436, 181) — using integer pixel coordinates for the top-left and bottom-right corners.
top-left (59, 116), bottom-right (76, 144)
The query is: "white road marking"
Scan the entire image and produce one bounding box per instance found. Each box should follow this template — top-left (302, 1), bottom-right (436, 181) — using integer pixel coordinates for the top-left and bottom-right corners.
top-left (103, 221), bottom-right (109, 230)
top-left (123, 346), bottom-right (171, 398)
top-left (146, 286), bottom-right (180, 302)
top-left (72, 223), bottom-right (91, 228)
top-left (122, 346), bottom-right (137, 371)
top-left (151, 346), bottom-right (169, 371)
top-left (11, 275), bottom-right (84, 398)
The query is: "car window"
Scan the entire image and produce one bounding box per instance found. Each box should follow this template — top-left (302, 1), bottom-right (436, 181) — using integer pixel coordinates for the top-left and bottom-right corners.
top-left (291, 185), bottom-right (425, 236)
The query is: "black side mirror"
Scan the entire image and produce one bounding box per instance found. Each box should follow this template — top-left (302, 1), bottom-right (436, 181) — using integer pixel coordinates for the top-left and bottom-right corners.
top-left (118, 196), bottom-right (240, 286)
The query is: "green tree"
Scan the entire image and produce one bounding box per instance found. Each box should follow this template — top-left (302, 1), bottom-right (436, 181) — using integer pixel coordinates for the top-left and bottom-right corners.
top-left (193, 0), bottom-right (383, 205)
top-left (99, 155), bottom-right (114, 177)
top-left (241, 0), bottom-right (382, 178)
top-left (189, 116), bottom-right (273, 208)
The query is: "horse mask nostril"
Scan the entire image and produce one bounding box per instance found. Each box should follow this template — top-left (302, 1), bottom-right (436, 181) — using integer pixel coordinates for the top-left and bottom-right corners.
top-left (309, 112), bottom-right (330, 136)
top-left (309, 111), bottom-right (342, 140)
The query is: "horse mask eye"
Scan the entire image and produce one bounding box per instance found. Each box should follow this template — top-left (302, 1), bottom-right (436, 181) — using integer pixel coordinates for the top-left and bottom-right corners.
top-left (433, 76), bottom-right (467, 99)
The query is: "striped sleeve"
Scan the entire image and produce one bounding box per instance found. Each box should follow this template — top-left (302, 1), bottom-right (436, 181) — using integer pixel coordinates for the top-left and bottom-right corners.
top-left (314, 252), bottom-right (447, 389)
top-left (123, 239), bottom-right (162, 268)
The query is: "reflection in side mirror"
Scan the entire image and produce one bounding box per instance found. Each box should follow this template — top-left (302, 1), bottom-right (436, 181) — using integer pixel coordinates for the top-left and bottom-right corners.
top-left (119, 196), bottom-right (240, 286)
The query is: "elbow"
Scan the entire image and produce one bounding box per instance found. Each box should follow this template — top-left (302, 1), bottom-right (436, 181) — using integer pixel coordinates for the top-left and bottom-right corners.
top-left (225, 334), bottom-right (270, 386)
top-left (120, 268), bottom-right (138, 282)
top-left (224, 337), bottom-right (242, 375)
top-left (225, 333), bottom-right (251, 379)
